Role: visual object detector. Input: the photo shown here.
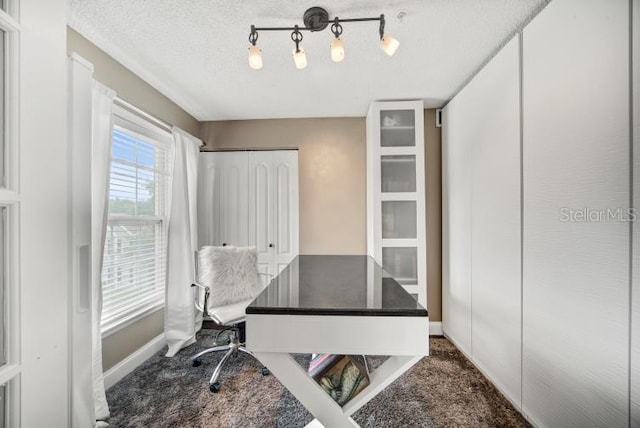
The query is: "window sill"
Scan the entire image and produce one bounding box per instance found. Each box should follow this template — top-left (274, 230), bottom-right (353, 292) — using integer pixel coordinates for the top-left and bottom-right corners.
top-left (101, 302), bottom-right (164, 339)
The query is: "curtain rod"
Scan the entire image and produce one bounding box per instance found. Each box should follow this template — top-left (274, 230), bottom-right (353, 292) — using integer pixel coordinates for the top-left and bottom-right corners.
top-left (114, 97), bottom-right (173, 133)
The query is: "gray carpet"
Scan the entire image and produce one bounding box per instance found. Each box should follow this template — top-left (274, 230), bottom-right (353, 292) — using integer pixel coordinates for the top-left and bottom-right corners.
top-left (106, 330), bottom-right (529, 427)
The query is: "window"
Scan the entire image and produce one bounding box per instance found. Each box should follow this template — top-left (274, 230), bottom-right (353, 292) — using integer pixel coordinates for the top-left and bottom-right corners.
top-left (101, 108), bottom-right (172, 335)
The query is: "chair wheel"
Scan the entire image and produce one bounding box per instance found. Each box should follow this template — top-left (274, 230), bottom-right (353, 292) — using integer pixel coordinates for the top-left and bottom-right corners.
top-left (192, 358), bottom-right (201, 367)
top-left (261, 367), bottom-right (270, 376)
top-left (209, 381), bottom-right (221, 393)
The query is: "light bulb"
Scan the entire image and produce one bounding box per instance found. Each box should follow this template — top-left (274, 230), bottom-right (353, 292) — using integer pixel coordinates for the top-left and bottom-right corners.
top-left (248, 45), bottom-right (263, 70)
top-left (380, 34), bottom-right (400, 56)
top-left (293, 48), bottom-right (308, 69)
top-left (331, 38), bottom-right (345, 62)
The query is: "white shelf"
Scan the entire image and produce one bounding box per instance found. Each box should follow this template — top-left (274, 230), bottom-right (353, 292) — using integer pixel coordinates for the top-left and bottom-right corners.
top-left (380, 192), bottom-right (418, 201)
top-left (379, 147), bottom-right (416, 156)
top-left (381, 238), bottom-right (418, 247)
top-left (380, 125), bottom-right (415, 131)
top-left (401, 284), bottom-right (419, 294)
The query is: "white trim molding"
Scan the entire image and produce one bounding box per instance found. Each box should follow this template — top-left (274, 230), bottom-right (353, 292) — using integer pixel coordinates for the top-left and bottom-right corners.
top-left (67, 15), bottom-right (207, 121)
top-left (103, 333), bottom-right (166, 390)
top-left (429, 322), bottom-right (443, 336)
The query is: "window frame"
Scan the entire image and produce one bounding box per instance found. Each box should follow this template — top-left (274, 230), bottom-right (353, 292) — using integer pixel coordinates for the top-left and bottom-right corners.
top-left (100, 105), bottom-right (173, 338)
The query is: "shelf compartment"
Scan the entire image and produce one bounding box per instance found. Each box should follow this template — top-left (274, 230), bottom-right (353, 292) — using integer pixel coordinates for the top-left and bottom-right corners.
top-left (381, 155), bottom-right (416, 193)
top-left (382, 201), bottom-right (417, 239)
top-left (382, 247), bottom-right (417, 285)
top-left (379, 110), bottom-right (416, 147)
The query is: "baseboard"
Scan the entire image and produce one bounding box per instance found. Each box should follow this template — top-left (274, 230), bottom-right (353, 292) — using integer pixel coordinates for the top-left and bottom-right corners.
top-left (429, 321), bottom-right (443, 336)
top-left (104, 333), bottom-right (166, 390)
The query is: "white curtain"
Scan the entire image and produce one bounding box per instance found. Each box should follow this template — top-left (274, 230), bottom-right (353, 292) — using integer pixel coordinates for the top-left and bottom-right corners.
top-left (165, 127), bottom-right (202, 357)
top-left (91, 82), bottom-right (116, 425)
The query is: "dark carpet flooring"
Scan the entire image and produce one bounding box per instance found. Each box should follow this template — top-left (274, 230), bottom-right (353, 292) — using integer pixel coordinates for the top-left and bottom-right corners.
top-left (106, 330), bottom-right (529, 427)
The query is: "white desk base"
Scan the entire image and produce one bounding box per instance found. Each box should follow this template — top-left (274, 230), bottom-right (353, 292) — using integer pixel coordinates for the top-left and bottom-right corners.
top-left (247, 314), bottom-right (429, 428)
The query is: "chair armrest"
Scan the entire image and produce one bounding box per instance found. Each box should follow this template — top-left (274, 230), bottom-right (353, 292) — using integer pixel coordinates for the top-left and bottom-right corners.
top-left (191, 281), bottom-right (210, 291)
top-left (191, 282), bottom-right (210, 315)
top-left (258, 273), bottom-right (274, 278)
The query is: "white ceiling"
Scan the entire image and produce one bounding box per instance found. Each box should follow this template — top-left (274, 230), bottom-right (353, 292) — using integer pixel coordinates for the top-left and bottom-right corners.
top-left (68, 0), bottom-right (549, 121)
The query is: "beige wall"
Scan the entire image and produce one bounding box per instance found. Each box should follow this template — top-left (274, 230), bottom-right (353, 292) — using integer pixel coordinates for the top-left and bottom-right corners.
top-left (200, 112), bottom-right (442, 321)
top-left (101, 310), bottom-right (164, 371)
top-left (67, 28), bottom-right (200, 371)
top-left (67, 28), bottom-right (199, 137)
top-left (424, 109), bottom-right (442, 322)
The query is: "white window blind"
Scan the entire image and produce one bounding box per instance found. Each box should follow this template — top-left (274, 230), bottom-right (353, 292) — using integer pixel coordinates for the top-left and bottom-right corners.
top-left (101, 113), bottom-right (172, 335)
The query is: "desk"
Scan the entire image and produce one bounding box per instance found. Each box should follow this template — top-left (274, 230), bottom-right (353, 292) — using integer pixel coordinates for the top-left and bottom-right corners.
top-left (246, 255), bottom-right (429, 428)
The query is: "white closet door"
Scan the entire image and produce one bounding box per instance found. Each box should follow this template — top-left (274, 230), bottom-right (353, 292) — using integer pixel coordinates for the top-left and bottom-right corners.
top-left (442, 100), bottom-right (473, 357)
top-left (469, 36), bottom-right (522, 407)
top-left (522, 0), bottom-right (630, 426)
top-left (249, 152), bottom-right (274, 276)
top-left (198, 152), bottom-right (249, 247)
top-left (271, 150), bottom-right (299, 275)
top-left (248, 150), bottom-right (299, 278)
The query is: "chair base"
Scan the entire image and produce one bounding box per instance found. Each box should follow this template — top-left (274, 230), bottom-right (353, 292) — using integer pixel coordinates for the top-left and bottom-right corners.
top-left (191, 328), bottom-right (268, 393)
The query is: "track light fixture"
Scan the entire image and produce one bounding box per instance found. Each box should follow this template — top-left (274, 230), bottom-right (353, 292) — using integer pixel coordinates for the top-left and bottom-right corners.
top-left (248, 26), bottom-right (263, 70)
top-left (291, 25), bottom-right (308, 69)
top-left (248, 6), bottom-right (399, 70)
top-left (330, 18), bottom-right (345, 63)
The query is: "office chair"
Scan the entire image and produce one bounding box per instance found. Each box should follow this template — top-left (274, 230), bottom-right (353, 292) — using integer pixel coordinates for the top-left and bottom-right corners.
top-left (190, 245), bottom-right (270, 393)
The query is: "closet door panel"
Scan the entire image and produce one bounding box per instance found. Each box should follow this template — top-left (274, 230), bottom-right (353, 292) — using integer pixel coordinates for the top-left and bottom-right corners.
top-left (198, 152), bottom-right (248, 247)
top-left (276, 163), bottom-right (291, 255)
top-left (198, 153), bottom-right (223, 246)
top-left (442, 100), bottom-right (472, 356)
top-left (522, 0), bottom-right (630, 426)
top-left (249, 154), bottom-right (274, 276)
top-left (272, 151), bottom-right (299, 275)
top-left (469, 36), bottom-right (522, 406)
top-left (222, 152), bottom-right (249, 247)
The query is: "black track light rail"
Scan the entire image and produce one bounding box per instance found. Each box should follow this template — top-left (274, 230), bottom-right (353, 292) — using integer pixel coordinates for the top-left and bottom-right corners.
top-left (252, 16), bottom-right (384, 33)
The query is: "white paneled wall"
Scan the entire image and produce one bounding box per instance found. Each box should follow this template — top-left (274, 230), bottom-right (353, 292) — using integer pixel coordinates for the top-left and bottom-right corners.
top-left (522, 0), bottom-right (630, 426)
top-left (469, 37), bottom-right (522, 406)
top-left (442, 95), bottom-right (473, 357)
top-left (443, 0), bottom-right (635, 426)
top-left (632, 0), bottom-right (640, 425)
top-left (443, 36), bottom-right (522, 405)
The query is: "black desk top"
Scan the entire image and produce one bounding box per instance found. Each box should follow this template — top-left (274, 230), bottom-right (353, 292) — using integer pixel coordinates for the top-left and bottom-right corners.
top-left (246, 255), bottom-right (428, 317)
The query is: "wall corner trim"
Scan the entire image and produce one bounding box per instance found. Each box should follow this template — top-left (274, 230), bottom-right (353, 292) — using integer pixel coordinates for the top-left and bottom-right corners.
top-left (103, 333), bottom-right (166, 390)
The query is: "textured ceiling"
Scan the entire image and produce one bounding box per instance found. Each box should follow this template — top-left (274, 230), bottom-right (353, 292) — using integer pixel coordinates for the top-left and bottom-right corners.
top-left (68, 0), bottom-right (549, 121)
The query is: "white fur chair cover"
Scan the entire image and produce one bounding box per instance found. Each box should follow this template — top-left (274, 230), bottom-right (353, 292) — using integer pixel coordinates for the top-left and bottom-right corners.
top-left (197, 246), bottom-right (262, 309)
